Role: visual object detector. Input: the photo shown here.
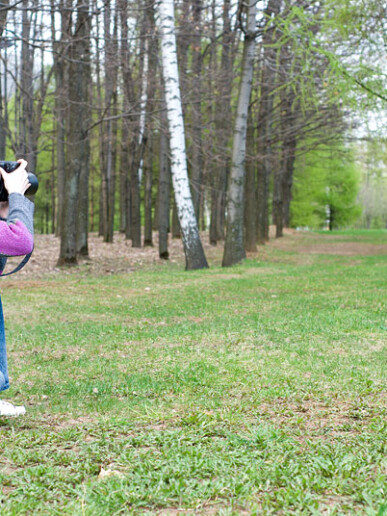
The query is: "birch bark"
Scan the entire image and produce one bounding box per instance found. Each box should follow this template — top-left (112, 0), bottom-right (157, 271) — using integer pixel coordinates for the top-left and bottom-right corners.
top-left (137, 38), bottom-right (148, 185)
top-left (222, 0), bottom-right (257, 267)
top-left (157, 0), bottom-right (208, 270)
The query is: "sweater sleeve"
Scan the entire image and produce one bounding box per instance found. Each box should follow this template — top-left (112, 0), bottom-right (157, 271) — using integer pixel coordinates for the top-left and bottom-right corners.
top-left (0, 193), bottom-right (34, 258)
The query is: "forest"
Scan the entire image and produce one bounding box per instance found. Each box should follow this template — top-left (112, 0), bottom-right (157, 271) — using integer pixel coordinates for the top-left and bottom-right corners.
top-left (0, 0), bottom-right (386, 269)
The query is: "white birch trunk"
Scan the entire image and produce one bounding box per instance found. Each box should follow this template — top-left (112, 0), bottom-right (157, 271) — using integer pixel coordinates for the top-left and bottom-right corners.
top-left (157, 0), bottom-right (208, 270)
top-left (138, 39), bottom-right (148, 185)
top-left (222, 0), bottom-right (257, 267)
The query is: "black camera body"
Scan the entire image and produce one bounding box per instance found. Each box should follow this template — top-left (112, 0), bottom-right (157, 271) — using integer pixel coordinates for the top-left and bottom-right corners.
top-left (0, 161), bottom-right (39, 202)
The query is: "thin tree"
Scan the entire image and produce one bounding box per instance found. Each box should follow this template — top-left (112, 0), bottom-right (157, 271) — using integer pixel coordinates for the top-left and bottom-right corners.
top-left (158, 0), bottom-right (208, 270)
top-left (100, 0), bottom-right (118, 243)
top-left (142, 2), bottom-right (157, 247)
top-left (222, 0), bottom-right (257, 267)
top-left (158, 84), bottom-right (171, 259)
top-left (0, 0), bottom-right (10, 158)
top-left (209, 0), bottom-right (234, 245)
top-left (190, 0), bottom-right (204, 220)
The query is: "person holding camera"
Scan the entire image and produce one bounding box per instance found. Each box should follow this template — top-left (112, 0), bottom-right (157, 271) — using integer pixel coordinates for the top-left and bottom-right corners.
top-left (0, 159), bottom-right (34, 417)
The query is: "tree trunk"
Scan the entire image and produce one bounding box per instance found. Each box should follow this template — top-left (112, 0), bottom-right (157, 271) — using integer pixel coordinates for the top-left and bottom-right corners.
top-left (51, 0), bottom-right (71, 237)
top-left (120, 112), bottom-right (131, 236)
top-left (130, 140), bottom-right (142, 247)
top-left (144, 133), bottom-right (153, 246)
top-left (76, 6), bottom-right (92, 256)
top-left (20, 0), bottom-right (35, 166)
top-left (19, 3), bottom-right (53, 173)
top-left (57, 0), bottom-right (91, 266)
top-left (329, 205), bottom-right (334, 231)
top-left (158, 94), bottom-right (171, 259)
top-left (119, 0), bottom-right (143, 248)
top-left (0, 0), bottom-right (9, 158)
top-left (244, 107), bottom-right (257, 252)
top-left (275, 89), bottom-right (297, 237)
top-left (0, 2), bottom-right (8, 40)
top-left (50, 144), bottom-right (56, 233)
top-left (100, 0), bottom-right (118, 243)
top-left (190, 0), bottom-right (203, 220)
top-left (142, 5), bottom-right (157, 247)
top-left (283, 137), bottom-right (297, 228)
top-left (209, 0), bottom-right (233, 245)
top-left (119, 105), bottom-right (128, 232)
top-left (222, 0), bottom-right (257, 267)
top-left (171, 200), bottom-right (180, 238)
top-left (118, 1), bottom-right (130, 235)
top-left (158, 0), bottom-right (208, 270)
top-left (272, 159), bottom-right (284, 238)
top-left (256, 0), bottom-right (282, 244)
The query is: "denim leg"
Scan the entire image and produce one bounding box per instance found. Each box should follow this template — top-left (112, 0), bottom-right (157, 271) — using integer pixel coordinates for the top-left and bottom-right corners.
top-left (0, 297), bottom-right (9, 392)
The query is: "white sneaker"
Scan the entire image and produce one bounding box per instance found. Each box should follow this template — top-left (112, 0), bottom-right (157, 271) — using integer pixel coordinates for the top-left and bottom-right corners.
top-left (0, 400), bottom-right (26, 417)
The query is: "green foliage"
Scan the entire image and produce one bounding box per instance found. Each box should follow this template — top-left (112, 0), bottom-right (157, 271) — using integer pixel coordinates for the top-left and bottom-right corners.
top-left (324, 148), bottom-right (362, 229)
top-left (356, 139), bottom-right (387, 229)
top-left (291, 143), bottom-right (361, 229)
top-left (290, 151), bottom-right (327, 229)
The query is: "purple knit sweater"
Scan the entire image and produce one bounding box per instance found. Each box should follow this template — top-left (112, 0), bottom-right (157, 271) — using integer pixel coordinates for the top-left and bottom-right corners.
top-left (0, 193), bottom-right (34, 274)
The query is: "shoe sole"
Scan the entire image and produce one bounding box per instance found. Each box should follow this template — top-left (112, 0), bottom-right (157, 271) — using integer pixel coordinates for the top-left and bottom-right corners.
top-left (0, 410), bottom-right (26, 417)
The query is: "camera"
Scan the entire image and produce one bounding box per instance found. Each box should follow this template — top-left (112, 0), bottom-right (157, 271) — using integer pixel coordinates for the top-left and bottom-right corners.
top-left (0, 161), bottom-right (39, 202)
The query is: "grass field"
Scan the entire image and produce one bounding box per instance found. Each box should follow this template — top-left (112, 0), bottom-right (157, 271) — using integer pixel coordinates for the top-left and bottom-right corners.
top-left (1, 229), bottom-right (387, 515)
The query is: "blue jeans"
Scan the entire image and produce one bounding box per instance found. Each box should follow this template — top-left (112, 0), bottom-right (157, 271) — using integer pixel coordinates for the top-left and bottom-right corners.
top-left (0, 297), bottom-right (9, 392)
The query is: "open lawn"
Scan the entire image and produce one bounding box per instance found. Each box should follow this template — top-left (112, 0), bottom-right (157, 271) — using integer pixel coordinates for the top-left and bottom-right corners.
top-left (1, 229), bottom-right (387, 515)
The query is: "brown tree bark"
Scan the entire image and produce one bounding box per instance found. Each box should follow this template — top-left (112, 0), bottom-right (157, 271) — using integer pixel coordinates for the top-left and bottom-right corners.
top-left (244, 108), bottom-right (257, 252)
top-left (256, 0), bottom-right (282, 244)
top-left (118, 0), bottom-right (144, 248)
top-left (18, 2), bottom-right (54, 172)
top-left (143, 133), bottom-right (153, 247)
top-left (272, 157), bottom-right (284, 238)
top-left (118, 0), bottom-right (130, 236)
top-left (171, 200), bottom-right (180, 239)
top-left (20, 0), bottom-right (35, 166)
top-left (158, 95), bottom-right (171, 259)
top-left (142, 4), bottom-right (157, 247)
top-left (100, 0), bottom-right (118, 243)
top-left (282, 136), bottom-right (297, 228)
top-left (209, 0), bottom-right (233, 245)
top-left (222, 0), bottom-right (257, 267)
top-left (0, 0), bottom-right (9, 158)
top-left (51, 0), bottom-right (71, 237)
top-left (190, 0), bottom-right (203, 220)
top-left (57, 0), bottom-right (91, 265)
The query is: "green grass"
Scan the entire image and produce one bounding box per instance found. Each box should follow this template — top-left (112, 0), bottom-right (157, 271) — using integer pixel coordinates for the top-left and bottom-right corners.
top-left (313, 228), bottom-right (387, 243)
top-left (1, 230), bottom-right (387, 514)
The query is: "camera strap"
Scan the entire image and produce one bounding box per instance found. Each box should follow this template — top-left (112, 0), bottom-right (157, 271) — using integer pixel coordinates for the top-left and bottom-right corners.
top-left (0, 250), bottom-right (33, 277)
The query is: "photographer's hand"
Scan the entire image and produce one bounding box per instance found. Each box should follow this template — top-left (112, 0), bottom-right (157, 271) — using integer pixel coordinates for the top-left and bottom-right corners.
top-left (0, 202), bottom-right (8, 219)
top-left (0, 159), bottom-right (30, 195)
